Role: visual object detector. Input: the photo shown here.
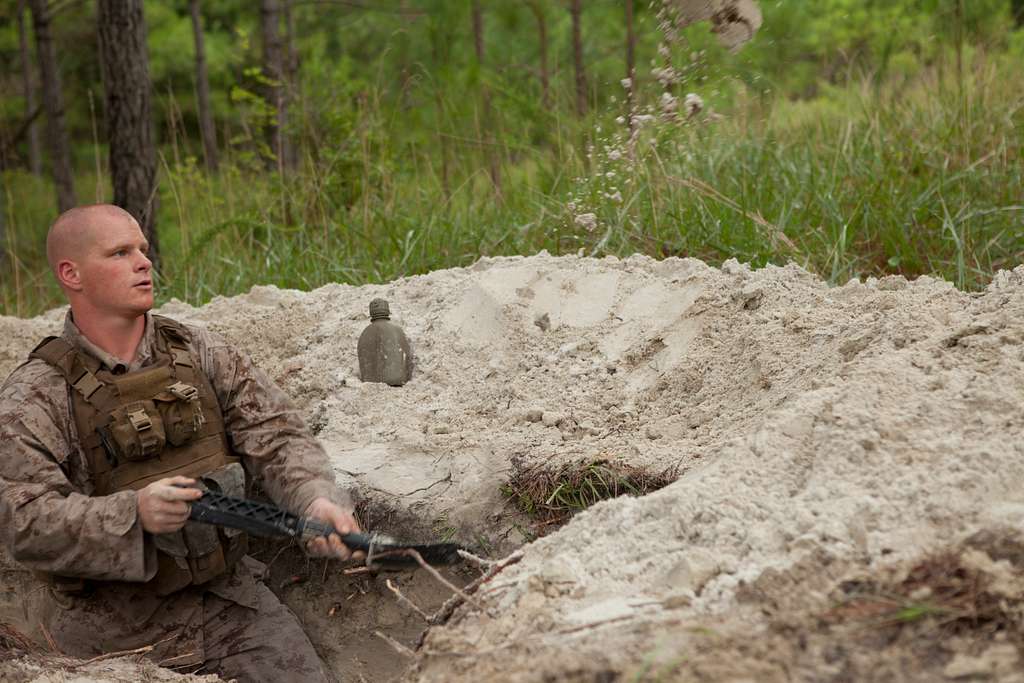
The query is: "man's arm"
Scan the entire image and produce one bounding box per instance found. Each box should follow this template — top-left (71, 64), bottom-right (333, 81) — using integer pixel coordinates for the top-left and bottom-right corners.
top-left (191, 327), bottom-right (361, 558)
top-left (0, 364), bottom-right (156, 581)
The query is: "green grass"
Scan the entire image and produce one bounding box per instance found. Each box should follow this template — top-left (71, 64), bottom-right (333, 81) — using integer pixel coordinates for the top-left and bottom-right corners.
top-left (2, 57), bottom-right (1022, 318)
top-left (501, 458), bottom-right (679, 531)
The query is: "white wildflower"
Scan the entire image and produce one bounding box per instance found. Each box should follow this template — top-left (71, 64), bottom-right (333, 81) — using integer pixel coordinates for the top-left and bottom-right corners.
top-left (605, 190), bottom-right (623, 203)
top-left (660, 92), bottom-right (678, 115)
top-left (607, 149), bottom-right (622, 161)
top-left (574, 213), bottom-right (598, 232)
top-left (684, 93), bottom-right (704, 118)
top-left (605, 171), bottom-right (616, 179)
top-left (615, 116), bottom-right (626, 125)
top-left (652, 67), bottom-right (678, 86)
top-left (620, 78), bottom-right (632, 90)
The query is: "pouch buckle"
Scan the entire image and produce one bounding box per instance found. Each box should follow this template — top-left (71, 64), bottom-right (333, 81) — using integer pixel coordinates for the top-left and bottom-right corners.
top-left (128, 409), bottom-right (152, 432)
top-left (168, 381), bottom-right (199, 402)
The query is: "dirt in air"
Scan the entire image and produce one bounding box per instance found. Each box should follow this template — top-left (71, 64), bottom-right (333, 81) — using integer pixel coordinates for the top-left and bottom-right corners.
top-left (0, 252), bottom-right (1022, 681)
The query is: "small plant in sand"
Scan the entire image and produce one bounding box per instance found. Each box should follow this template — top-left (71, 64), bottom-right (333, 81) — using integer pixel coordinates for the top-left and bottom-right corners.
top-left (824, 537), bottom-right (1024, 640)
top-left (563, 0), bottom-right (723, 258)
top-left (502, 458), bottom-right (678, 532)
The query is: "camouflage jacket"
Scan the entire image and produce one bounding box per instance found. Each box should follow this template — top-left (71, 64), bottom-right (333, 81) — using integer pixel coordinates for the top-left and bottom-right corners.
top-left (0, 312), bottom-right (349, 662)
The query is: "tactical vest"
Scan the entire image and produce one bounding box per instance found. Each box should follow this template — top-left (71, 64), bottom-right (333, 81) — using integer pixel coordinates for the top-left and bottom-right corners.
top-left (30, 315), bottom-right (247, 596)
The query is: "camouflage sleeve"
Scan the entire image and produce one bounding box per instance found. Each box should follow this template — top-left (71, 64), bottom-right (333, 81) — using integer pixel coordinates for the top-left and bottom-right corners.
top-left (188, 327), bottom-right (352, 515)
top-left (0, 362), bottom-right (155, 581)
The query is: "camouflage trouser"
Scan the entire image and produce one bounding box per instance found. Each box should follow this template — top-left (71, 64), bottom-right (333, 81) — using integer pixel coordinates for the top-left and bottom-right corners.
top-left (198, 582), bottom-right (330, 683)
top-left (38, 557), bottom-right (331, 682)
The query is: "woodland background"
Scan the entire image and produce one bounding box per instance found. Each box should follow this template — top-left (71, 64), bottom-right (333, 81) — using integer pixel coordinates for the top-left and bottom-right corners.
top-left (0, 0), bottom-right (1022, 316)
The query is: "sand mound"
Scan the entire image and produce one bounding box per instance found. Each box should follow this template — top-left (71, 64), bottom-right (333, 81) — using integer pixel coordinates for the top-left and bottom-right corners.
top-left (2, 253), bottom-right (1022, 681)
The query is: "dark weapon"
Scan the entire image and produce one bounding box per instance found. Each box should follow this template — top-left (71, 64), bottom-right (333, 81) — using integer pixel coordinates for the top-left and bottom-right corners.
top-left (187, 487), bottom-right (464, 568)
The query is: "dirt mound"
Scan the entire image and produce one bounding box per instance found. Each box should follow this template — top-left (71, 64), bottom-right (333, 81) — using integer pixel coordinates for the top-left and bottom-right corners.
top-left (402, 257), bottom-right (1024, 682)
top-left (1, 254), bottom-right (1022, 681)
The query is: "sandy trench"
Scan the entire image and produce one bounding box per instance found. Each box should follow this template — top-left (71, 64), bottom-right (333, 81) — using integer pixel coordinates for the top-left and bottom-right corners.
top-left (0, 252), bottom-right (1023, 681)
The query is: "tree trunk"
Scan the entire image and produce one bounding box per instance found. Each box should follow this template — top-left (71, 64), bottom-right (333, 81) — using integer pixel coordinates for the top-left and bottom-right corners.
top-left (528, 1), bottom-right (550, 107)
top-left (1014, 0), bottom-right (1024, 28)
top-left (189, 0), bottom-right (219, 172)
top-left (29, 0), bottom-right (76, 212)
top-left (471, 0), bottom-right (501, 196)
top-left (625, 0), bottom-right (635, 133)
top-left (283, 0), bottom-right (299, 168)
top-left (0, 178), bottom-right (7, 268)
top-left (261, 0), bottom-right (291, 172)
top-left (571, 0), bottom-right (587, 117)
top-left (97, 0), bottom-right (160, 267)
top-left (18, 0), bottom-right (43, 176)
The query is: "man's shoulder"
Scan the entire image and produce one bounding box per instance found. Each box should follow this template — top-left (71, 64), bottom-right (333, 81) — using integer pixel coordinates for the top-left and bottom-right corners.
top-left (151, 315), bottom-right (242, 389)
top-left (0, 358), bottom-right (67, 411)
top-left (153, 314), bottom-right (229, 350)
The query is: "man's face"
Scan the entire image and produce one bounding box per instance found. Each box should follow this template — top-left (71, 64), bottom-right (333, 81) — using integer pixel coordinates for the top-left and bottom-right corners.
top-left (74, 215), bottom-right (154, 317)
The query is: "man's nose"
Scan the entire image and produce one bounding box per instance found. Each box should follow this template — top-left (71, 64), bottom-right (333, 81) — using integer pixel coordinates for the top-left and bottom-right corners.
top-left (136, 252), bottom-right (152, 271)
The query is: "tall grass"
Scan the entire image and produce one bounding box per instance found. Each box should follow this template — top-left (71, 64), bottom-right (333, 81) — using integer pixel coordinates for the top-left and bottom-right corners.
top-left (2, 56), bottom-right (1021, 319)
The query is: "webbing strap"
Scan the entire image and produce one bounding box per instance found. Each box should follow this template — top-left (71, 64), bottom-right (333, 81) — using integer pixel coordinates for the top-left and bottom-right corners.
top-left (71, 369), bottom-right (103, 400)
top-left (171, 347), bottom-right (194, 367)
top-left (153, 316), bottom-right (202, 389)
top-left (29, 336), bottom-right (74, 374)
top-left (31, 337), bottom-right (112, 408)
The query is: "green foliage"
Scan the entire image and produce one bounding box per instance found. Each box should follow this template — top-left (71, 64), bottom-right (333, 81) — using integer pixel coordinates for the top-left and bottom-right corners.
top-left (0, 1), bottom-right (1021, 318)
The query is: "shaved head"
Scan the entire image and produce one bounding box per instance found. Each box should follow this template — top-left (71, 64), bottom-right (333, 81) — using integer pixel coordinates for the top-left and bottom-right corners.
top-left (44, 204), bottom-right (154, 358)
top-left (46, 204), bottom-right (139, 275)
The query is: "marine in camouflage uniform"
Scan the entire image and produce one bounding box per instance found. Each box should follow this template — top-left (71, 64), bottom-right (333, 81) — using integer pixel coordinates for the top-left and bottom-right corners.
top-left (0, 206), bottom-right (358, 682)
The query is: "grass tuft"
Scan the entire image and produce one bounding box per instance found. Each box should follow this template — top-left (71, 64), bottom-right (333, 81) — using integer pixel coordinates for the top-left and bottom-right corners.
top-left (826, 549), bottom-right (1024, 638)
top-left (501, 457), bottom-right (678, 533)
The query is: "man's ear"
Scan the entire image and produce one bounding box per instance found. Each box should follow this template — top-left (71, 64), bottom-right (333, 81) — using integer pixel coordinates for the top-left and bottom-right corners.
top-left (56, 259), bottom-right (83, 291)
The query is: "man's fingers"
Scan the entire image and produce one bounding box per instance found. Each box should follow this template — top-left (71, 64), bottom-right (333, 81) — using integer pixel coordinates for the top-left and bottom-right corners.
top-left (303, 499), bottom-right (364, 560)
top-left (153, 484), bottom-right (203, 502)
top-left (155, 507), bottom-right (189, 520)
top-left (154, 505), bottom-right (190, 523)
top-left (328, 534), bottom-right (352, 561)
top-left (149, 511), bottom-right (190, 533)
top-left (328, 513), bottom-right (360, 536)
top-left (305, 534), bottom-right (359, 561)
top-left (306, 537), bottom-right (330, 557)
top-left (156, 500), bottom-right (191, 516)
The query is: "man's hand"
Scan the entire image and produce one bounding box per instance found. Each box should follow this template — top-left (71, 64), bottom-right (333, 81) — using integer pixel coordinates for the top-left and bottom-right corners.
top-left (136, 476), bottom-right (204, 534)
top-left (304, 497), bottom-right (365, 562)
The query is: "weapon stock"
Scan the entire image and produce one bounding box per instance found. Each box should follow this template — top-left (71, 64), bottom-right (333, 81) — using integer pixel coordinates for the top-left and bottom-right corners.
top-left (186, 487), bottom-right (465, 568)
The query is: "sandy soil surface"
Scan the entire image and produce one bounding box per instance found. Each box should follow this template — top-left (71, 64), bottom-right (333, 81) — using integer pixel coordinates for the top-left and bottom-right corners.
top-left (1, 253), bottom-right (1022, 681)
